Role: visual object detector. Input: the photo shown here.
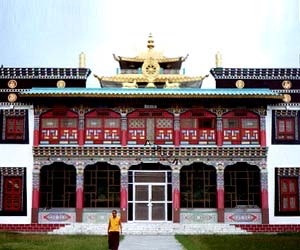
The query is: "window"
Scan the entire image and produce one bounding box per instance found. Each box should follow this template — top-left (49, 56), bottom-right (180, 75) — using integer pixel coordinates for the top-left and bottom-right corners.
top-left (224, 164), bottom-right (260, 208)
top-left (223, 111), bottom-right (259, 145)
top-left (280, 178), bottom-right (298, 211)
top-left (0, 167), bottom-right (27, 216)
top-left (3, 177), bottom-right (22, 211)
top-left (0, 110), bottom-right (28, 144)
top-left (180, 110), bottom-right (216, 145)
top-left (275, 168), bottom-right (300, 215)
top-left (180, 164), bottom-right (216, 208)
top-left (272, 110), bottom-right (298, 144)
top-left (85, 109), bottom-right (121, 144)
top-left (84, 164), bottom-right (120, 208)
top-left (128, 110), bottom-right (174, 145)
top-left (40, 109), bottom-right (78, 144)
top-left (40, 163), bottom-right (76, 208)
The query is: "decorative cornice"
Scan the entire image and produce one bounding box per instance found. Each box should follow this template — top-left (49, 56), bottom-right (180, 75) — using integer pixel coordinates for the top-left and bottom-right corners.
top-left (33, 146), bottom-right (268, 161)
top-left (19, 88), bottom-right (283, 100)
top-left (114, 56), bottom-right (187, 63)
top-left (0, 67), bottom-right (91, 80)
top-left (210, 68), bottom-right (300, 80)
top-left (99, 74), bottom-right (205, 83)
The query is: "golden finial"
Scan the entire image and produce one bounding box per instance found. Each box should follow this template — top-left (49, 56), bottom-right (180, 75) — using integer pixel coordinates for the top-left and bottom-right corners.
top-left (147, 33), bottom-right (155, 49)
top-left (79, 52), bottom-right (86, 68)
top-left (215, 51), bottom-right (222, 68)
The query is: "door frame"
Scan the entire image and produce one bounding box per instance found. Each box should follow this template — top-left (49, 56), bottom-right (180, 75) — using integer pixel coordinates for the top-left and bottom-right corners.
top-left (128, 170), bottom-right (172, 222)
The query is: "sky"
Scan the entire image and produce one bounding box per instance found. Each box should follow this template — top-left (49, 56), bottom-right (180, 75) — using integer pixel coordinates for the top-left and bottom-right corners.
top-left (0, 0), bottom-right (300, 88)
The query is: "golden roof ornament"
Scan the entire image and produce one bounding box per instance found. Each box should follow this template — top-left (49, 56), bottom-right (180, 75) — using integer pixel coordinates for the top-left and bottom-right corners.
top-left (79, 52), bottom-right (86, 68)
top-left (147, 33), bottom-right (155, 49)
top-left (282, 80), bottom-right (292, 89)
top-left (8, 79), bottom-right (17, 89)
top-left (235, 80), bottom-right (245, 89)
top-left (95, 34), bottom-right (209, 88)
top-left (215, 51), bottom-right (222, 68)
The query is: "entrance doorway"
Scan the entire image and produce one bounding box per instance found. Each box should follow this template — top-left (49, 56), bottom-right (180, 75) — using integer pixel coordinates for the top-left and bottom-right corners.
top-left (128, 170), bottom-right (172, 221)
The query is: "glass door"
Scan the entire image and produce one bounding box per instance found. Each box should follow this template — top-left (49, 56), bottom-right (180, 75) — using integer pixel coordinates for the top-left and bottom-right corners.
top-left (128, 170), bottom-right (172, 221)
top-left (134, 184), bottom-right (166, 221)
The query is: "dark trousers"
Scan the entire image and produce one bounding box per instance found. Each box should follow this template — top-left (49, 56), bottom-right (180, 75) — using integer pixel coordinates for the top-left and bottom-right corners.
top-left (108, 231), bottom-right (120, 250)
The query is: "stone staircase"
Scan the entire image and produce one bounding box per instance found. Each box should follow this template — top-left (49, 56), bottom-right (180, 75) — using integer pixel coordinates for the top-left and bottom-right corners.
top-left (50, 222), bottom-right (250, 235)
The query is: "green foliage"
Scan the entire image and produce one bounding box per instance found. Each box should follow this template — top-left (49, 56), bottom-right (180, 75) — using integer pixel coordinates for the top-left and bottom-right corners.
top-left (176, 234), bottom-right (300, 250)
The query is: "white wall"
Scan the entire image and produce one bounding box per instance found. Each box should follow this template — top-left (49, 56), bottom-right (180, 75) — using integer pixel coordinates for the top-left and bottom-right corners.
top-left (0, 106), bottom-right (34, 224)
top-left (266, 106), bottom-right (300, 224)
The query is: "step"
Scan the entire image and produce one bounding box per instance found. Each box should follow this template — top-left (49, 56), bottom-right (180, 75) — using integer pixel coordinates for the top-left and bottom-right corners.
top-left (50, 223), bottom-right (250, 235)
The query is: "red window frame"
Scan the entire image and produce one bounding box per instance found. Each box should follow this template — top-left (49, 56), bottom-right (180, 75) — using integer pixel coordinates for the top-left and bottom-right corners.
top-left (85, 110), bottom-right (121, 144)
top-left (3, 177), bottom-right (22, 211)
top-left (5, 117), bottom-right (25, 140)
top-left (223, 111), bottom-right (259, 145)
top-left (180, 110), bottom-right (216, 145)
top-left (280, 177), bottom-right (299, 212)
top-left (276, 117), bottom-right (295, 140)
top-left (40, 109), bottom-right (78, 144)
top-left (127, 110), bottom-right (174, 145)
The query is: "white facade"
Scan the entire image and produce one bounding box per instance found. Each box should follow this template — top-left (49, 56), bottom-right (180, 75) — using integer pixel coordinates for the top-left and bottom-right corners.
top-left (0, 105), bottom-right (34, 224)
top-left (267, 105), bottom-right (300, 224)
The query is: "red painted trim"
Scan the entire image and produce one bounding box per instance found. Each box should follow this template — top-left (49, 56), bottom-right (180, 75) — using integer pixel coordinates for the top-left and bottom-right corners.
top-left (261, 189), bottom-right (268, 209)
top-left (32, 189), bottom-right (39, 209)
top-left (260, 130), bottom-right (266, 146)
top-left (121, 130), bottom-right (127, 146)
top-left (235, 224), bottom-right (300, 233)
top-left (217, 188), bottom-right (224, 209)
top-left (120, 188), bottom-right (127, 209)
top-left (76, 188), bottom-right (83, 209)
top-left (33, 129), bottom-right (39, 146)
top-left (173, 188), bottom-right (180, 209)
top-left (174, 130), bottom-right (180, 146)
top-left (217, 130), bottom-right (223, 146)
top-left (78, 129), bottom-right (84, 146)
top-left (0, 224), bottom-right (66, 233)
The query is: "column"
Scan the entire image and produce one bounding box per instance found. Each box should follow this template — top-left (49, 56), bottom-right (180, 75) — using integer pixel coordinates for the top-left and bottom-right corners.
top-left (33, 112), bottom-right (40, 146)
top-left (76, 165), bottom-right (84, 222)
top-left (121, 113), bottom-right (128, 146)
top-left (78, 110), bottom-right (85, 146)
top-left (173, 113), bottom-right (180, 146)
top-left (120, 167), bottom-right (129, 222)
top-left (31, 164), bottom-right (40, 223)
top-left (217, 117), bottom-right (223, 146)
top-left (216, 163), bottom-right (225, 223)
top-left (172, 167), bottom-right (180, 223)
top-left (260, 163), bottom-right (269, 224)
top-left (260, 115), bottom-right (266, 147)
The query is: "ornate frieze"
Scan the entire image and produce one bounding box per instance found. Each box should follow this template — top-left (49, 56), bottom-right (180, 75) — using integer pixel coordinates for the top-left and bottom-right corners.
top-left (0, 167), bottom-right (25, 176)
top-left (215, 163), bottom-right (224, 189)
top-left (172, 168), bottom-right (180, 190)
top-left (33, 146), bottom-right (268, 160)
top-left (260, 170), bottom-right (268, 191)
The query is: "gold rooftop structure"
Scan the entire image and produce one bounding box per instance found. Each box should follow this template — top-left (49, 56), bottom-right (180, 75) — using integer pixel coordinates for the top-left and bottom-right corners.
top-left (95, 33), bottom-right (208, 88)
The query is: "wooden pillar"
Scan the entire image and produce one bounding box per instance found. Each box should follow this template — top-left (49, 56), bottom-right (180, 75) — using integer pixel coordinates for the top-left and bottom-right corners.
top-left (120, 167), bottom-right (128, 222)
top-left (260, 115), bottom-right (266, 146)
top-left (172, 167), bottom-right (180, 223)
top-left (121, 114), bottom-right (128, 146)
top-left (260, 163), bottom-right (269, 224)
top-left (31, 166), bottom-right (40, 223)
top-left (217, 117), bottom-right (223, 146)
top-left (76, 166), bottom-right (84, 222)
top-left (216, 163), bottom-right (225, 223)
top-left (78, 110), bottom-right (85, 146)
top-left (33, 112), bottom-right (40, 146)
top-left (174, 113), bottom-right (180, 146)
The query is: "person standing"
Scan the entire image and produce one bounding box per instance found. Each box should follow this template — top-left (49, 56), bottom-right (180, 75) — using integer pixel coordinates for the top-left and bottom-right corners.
top-left (107, 209), bottom-right (122, 250)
